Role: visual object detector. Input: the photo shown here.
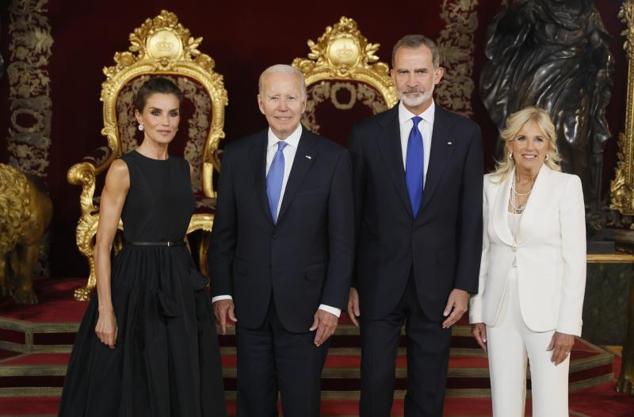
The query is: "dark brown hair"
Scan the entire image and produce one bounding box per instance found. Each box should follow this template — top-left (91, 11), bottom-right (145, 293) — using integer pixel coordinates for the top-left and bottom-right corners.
top-left (392, 34), bottom-right (441, 68)
top-left (133, 77), bottom-right (184, 112)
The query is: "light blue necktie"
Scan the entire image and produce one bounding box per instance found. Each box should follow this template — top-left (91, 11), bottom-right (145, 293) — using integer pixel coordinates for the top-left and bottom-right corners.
top-left (266, 141), bottom-right (287, 223)
top-left (405, 116), bottom-right (424, 216)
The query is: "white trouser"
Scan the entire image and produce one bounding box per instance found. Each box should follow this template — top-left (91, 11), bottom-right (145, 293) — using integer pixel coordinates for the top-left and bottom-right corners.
top-left (486, 271), bottom-right (570, 417)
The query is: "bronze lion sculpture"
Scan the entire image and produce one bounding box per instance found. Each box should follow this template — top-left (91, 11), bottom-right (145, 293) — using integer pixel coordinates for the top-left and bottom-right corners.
top-left (0, 163), bottom-right (53, 304)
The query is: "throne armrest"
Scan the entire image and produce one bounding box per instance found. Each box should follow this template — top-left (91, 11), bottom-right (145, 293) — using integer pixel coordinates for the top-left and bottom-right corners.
top-left (82, 145), bottom-right (114, 170)
top-left (67, 145), bottom-right (116, 216)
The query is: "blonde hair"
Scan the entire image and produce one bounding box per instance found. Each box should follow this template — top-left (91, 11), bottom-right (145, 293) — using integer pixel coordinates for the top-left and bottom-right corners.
top-left (491, 106), bottom-right (562, 181)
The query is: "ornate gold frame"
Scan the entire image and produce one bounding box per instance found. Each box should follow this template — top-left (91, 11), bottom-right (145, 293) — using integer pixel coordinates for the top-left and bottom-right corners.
top-left (67, 10), bottom-right (227, 300)
top-left (611, 1), bottom-right (634, 217)
top-left (292, 16), bottom-right (398, 111)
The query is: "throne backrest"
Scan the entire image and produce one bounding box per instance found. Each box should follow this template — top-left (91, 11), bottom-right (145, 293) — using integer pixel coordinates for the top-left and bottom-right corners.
top-left (292, 17), bottom-right (398, 145)
top-left (101, 10), bottom-right (228, 203)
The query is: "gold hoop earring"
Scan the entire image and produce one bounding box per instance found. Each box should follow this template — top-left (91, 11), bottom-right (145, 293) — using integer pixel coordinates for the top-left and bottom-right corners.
top-left (545, 154), bottom-right (549, 161)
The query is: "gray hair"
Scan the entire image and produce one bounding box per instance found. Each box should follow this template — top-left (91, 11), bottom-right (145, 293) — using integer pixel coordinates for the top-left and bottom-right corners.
top-left (392, 34), bottom-right (441, 68)
top-left (258, 64), bottom-right (306, 98)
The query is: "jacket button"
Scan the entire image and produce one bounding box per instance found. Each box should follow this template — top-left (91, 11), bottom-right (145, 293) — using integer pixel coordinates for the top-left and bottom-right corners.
top-left (272, 233), bottom-right (278, 240)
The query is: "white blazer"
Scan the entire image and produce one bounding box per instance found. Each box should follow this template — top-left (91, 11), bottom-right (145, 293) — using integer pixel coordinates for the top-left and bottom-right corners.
top-left (469, 165), bottom-right (586, 336)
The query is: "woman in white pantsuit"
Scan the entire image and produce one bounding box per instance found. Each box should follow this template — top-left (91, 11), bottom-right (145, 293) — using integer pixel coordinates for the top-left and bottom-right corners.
top-left (470, 107), bottom-right (586, 417)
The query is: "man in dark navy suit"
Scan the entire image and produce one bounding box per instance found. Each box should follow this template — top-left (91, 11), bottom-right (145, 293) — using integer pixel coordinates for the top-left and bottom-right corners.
top-left (209, 64), bottom-right (353, 417)
top-left (347, 35), bottom-right (484, 417)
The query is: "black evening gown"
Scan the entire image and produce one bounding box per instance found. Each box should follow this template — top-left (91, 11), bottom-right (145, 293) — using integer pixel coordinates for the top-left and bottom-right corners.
top-left (59, 150), bottom-right (226, 417)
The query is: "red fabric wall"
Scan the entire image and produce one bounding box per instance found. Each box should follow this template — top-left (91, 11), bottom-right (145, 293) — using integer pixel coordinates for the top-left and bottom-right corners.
top-left (0, 0), bottom-right (627, 277)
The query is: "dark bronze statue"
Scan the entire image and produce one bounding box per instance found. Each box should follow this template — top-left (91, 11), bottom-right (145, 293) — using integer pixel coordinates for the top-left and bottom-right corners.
top-left (480, 0), bottom-right (613, 211)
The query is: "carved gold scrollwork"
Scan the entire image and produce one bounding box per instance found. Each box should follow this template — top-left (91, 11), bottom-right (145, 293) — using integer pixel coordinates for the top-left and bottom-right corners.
top-left (330, 82), bottom-right (357, 110)
top-left (293, 16), bottom-right (398, 111)
top-left (611, 1), bottom-right (634, 218)
top-left (293, 17), bottom-right (397, 135)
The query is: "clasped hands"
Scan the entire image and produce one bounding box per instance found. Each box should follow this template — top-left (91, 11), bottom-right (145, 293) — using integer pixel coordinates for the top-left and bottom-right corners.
top-left (212, 299), bottom-right (338, 347)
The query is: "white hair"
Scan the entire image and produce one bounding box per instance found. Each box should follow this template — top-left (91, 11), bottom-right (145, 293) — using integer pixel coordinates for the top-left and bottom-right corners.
top-left (258, 64), bottom-right (306, 98)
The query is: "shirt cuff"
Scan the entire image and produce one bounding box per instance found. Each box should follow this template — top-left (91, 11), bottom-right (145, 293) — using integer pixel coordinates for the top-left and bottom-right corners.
top-left (211, 295), bottom-right (233, 303)
top-left (318, 304), bottom-right (341, 317)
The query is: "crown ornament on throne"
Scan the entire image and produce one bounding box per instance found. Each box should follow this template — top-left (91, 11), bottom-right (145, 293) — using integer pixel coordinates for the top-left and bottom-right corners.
top-left (293, 16), bottom-right (397, 105)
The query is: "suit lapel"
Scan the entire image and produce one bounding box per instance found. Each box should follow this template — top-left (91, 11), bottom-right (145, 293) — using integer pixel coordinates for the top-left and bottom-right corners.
top-left (417, 106), bottom-right (455, 218)
top-left (493, 171), bottom-right (514, 246)
top-left (249, 130), bottom-right (272, 225)
top-left (376, 106), bottom-right (413, 217)
top-left (276, 129), bottom-right (318, 224)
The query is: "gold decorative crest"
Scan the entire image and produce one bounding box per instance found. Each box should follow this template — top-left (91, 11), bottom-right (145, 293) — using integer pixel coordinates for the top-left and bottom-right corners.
top-left (293, 16), bottom-right (398, 106)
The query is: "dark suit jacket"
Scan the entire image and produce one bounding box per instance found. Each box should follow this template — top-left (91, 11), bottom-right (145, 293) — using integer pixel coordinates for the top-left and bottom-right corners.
top-left (209, 128), bottom-right (354, 333)
top-left (348, 104), bottom-right (483, 321)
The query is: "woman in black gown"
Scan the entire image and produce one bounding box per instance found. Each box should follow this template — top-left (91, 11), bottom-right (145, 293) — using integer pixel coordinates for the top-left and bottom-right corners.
top-left (59, 77), bottom-right (227, 417)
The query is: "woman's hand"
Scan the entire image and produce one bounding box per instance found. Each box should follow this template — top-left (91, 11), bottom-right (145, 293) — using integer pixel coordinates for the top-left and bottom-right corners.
top-left (95, 309), bottom-right (118, 349)
top-left (471, 323), bottom-right (487, 352)
top-left (547, 331), bottom-right (575, 365)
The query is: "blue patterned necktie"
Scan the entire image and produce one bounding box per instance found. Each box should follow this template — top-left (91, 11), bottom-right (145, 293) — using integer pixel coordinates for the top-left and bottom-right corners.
top-left (405, 116), bottom-right (424, 216)
top-left (266, 141), bottom-right (288, 223)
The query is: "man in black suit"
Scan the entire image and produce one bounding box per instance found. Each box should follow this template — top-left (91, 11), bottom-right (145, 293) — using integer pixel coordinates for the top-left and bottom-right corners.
top-left (347, 35), bottom-right (483, 417)
top-left (209, 64), bottom-right (354, 417)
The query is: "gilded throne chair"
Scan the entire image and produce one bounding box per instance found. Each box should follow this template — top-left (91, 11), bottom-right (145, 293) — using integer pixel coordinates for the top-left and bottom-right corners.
top-left (67, 10), bottom-right (228, 301)
top-left (292, 16), bottom-right (398, 144)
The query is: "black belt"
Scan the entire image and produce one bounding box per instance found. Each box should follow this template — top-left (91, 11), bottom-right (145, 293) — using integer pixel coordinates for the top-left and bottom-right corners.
top-left (126, 240), bottom-right (185, 247)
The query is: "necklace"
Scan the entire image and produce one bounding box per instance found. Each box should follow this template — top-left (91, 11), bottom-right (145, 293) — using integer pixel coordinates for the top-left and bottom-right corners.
top-left (510, 181), bottom-right (531, 196)
top-left (509, 192), bottom-right (526, 214)
top-left (509, 174), bottom-right (534, 214)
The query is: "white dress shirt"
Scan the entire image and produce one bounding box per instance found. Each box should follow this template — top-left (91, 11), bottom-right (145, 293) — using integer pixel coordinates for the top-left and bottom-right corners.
top-left (212, 124), bottom-right (341, 318)
top-left (398, 100), bottom-right (435, 185)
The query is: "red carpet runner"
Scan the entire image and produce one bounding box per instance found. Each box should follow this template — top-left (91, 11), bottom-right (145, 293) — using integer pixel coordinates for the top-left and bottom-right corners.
top-left (0, 279), bottom-right (632, 416)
